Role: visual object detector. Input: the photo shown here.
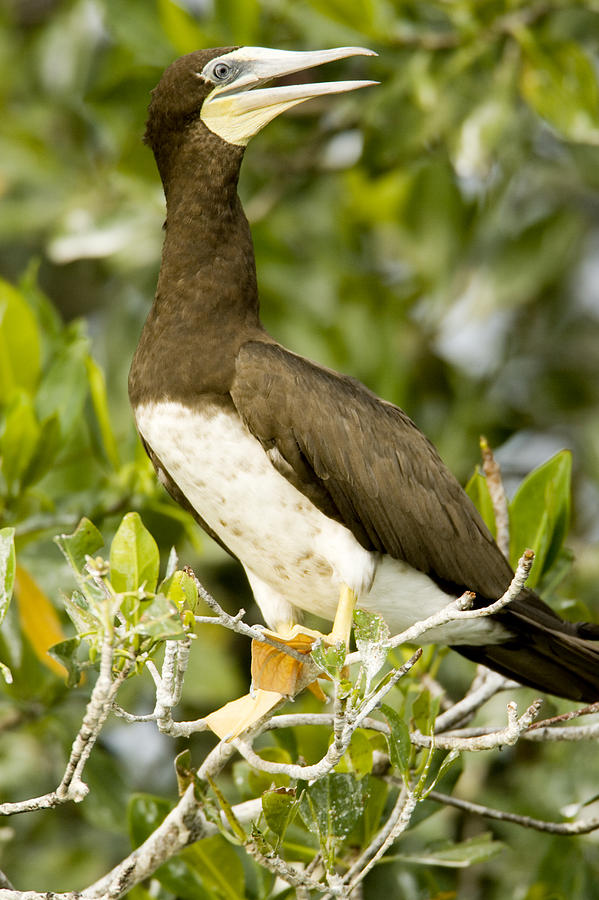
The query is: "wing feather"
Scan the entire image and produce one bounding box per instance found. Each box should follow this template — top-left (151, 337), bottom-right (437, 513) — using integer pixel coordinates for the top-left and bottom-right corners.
top-left (232, 341), bottom-right (514, 600)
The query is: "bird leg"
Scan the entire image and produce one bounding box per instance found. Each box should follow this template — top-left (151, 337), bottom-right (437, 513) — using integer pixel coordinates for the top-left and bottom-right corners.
top-left (330, 583), bottom-right (357, 647)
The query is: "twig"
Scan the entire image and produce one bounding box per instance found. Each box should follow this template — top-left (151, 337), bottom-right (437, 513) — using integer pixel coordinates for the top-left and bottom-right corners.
top-left (345, 549), bottom-right (533, 659)
top-left (186, 567), bottom-right (311, 664)
top-left (233, 651), bottom-right (422, 781)
top-left (0, 634), bottom-right (128, 816)
top-left (427, 790), bottom-right (599, 835)
top-left (523, 721), bottom-right (599, 743)
top-left (344, 785), bottom-right (419, 896)
top-left (434, 670), bottom-right (516, 733)
top-left (243, 837), bottom-right (325, 894)
top-left (480, 436), bottom-right (510, 559)
top-left (527, 702), bottom-right (599, 730)
top-left (413, 700), bottom-right (542, 751)
top-left (0, 872), bottom-right (15, 891)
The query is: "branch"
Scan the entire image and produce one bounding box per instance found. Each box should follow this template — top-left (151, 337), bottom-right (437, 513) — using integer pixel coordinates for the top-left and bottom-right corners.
top-left (346, 549), bottom-right (534, 658)
top-left (427, 790), bottom-right (599, 835)
top-left (415, 699), bottom-right (542, 750)
top-left (186, 567), bottom-right (312, 664)
top-left (480, 436), bottom-right (510, 559)
top-left (434, 670), bottom-right (517, 733)
top-left (233, 650), bottom-right (422, 781)
top-left (0, 633), bottom-right (129, 816)
top-left (341, 785), bottom-right (419, 897)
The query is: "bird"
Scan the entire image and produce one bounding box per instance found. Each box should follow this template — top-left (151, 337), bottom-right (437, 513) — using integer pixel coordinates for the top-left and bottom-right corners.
top-left (129, 45), bottom-right (599, 705)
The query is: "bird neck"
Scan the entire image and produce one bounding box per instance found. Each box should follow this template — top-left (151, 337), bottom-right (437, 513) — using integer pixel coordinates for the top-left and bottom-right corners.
top-left (158, 129), bottom-right (261, 331)
top-left (130, 127), bottom-right (267, 405)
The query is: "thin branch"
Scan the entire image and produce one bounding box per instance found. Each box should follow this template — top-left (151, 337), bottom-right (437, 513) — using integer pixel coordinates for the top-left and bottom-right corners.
top-left (412, 700), bottom-right (542, 751)
top-left (0, 872), bottom-right (15, 891)
top-left (344, 550), bottom-right (534, 666)
top-left (186, 567), bottom-right (311, 664)
top-left (0, 634), bottom-right (129, 816)
top-left (434, 670), bottom-right (516, 733)
top-left (243, 837), bottom-right (325, 894)
top-left (344, 786), bottom-right (419, 896)
top-left (480, 436), bottom-right (510, 559)
top-left (233, 651), bottom-right (422, 782)
top-left (523, 721), bottom-right (599, 743)
top-left (427, 790), bottom-right (599, 835)
top-left (527, 702), bottom-right (599, 730)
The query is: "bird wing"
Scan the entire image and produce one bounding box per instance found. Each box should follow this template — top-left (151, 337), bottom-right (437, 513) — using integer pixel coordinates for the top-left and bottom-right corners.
top-left (231, 341), bottom-right (514, 600)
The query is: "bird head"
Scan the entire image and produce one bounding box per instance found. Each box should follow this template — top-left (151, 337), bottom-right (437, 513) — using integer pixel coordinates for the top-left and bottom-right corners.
top-left (145, 45), bottom-right (377, 152)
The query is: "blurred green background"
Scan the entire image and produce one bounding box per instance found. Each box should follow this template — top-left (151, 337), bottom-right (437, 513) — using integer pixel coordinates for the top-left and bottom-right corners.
top-left (1, 0), bottom-right (599, 896)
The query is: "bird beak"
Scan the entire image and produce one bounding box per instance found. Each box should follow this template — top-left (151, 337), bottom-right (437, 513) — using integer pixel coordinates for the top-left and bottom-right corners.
top-left (199, 46), bottom-right (378, 146)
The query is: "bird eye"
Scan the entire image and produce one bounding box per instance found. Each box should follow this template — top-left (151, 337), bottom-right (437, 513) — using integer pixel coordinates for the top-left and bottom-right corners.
top-left (212, 62), bottom-right (231, 81)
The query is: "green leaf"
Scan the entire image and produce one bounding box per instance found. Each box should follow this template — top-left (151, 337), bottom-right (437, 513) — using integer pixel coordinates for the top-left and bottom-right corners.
top-left (354, 609), bottom-right (389, 688)
top-left (20, 413), bottom-right (61, 489)
top-left (61, 589), bottom-right (100, 635)
top-left (311, 641), bottom-right (346, 677)
top-left (0, 278), bottom-right (41, 400)
top-left (412, 688), bottom-right (440, 735)
top-left (35, 322), bottom-right (89, 439)
top-left (48, 637), bottom-right (83, 687)
top-left (0, 527), bottom-right (16, 627)
top-left (299, 773), bottom-right (365, 841)
top-left (355, 775), bottom-right (388, 846)
top-left (110, 512), bottom-right (159, 594)
top-left (175, 749), bottom-right (194, 795)
top-left (55, 517), bottom-right (104, 576)
top-left (262, 788), bottom-right (298, 845)
top-left (520, 39), bottom-right (599, 144)
top-left (509, 451), bottom-right (572, 588)
top-left (396, 832), bottom-right (504, 868)
top-left (181, 835), bottom-right (245, 900)
top-left (424, 750), bottom-right (461, 796)
top-left (85, 356), bottom-right (120, 471)
top-left (134, 593), bottom-right (184, 640)
top-left (161, 569), bottom-right (198, 614)
top-left (381, 704), bottom-right (411, 774)
top-left (0, 392), bottom-right (40, 492)
top-left (465, 469), bottom-right (496, 537)
top-left (335, 729), bottom-right (373, 778)
top-left (55, 518), bottom-right (106, 607)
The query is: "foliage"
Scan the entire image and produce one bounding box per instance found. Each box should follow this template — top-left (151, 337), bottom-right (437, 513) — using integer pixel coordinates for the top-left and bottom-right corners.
top-left (0, 0), bottom-right (599, 897)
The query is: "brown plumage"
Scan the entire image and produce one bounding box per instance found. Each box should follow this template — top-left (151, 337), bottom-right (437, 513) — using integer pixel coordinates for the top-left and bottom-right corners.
top-left (130, 47), bottom-right (599, 702)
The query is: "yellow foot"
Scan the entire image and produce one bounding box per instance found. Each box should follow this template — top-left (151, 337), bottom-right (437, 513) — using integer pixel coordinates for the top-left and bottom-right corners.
top-left (203, 585), bottom-right (358, 741)
top-left (204, 625), bottom-right (327, 741)
top-left (253, 624), bottom-right (328, 700)
top-left (204, 689), bottom-right (284, 741)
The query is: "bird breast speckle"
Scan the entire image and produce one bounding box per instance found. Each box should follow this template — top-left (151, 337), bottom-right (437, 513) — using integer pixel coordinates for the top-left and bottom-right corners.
top-left (133, 397), bottom-right (376, 621)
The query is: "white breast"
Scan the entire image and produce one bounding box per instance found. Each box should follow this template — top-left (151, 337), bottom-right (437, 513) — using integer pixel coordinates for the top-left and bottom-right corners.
top-left (134, 398), bottom-right (506, 645)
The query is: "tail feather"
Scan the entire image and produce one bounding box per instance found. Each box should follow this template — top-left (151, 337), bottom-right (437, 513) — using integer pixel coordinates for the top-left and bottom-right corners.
top-left (454, 589), bottom-right (599, 702)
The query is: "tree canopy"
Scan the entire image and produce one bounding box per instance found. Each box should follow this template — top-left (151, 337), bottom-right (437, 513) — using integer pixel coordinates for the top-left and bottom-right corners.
top-left (1, 0), bottom-right (599, 897)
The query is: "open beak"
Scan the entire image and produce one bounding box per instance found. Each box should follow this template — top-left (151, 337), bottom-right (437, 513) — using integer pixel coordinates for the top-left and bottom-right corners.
top-left (199, 46), bottom-right (378, 146)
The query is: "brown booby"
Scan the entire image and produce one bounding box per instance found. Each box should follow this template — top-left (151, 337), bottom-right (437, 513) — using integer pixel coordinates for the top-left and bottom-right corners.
top-left (129, 46), bottom-right (599, 703)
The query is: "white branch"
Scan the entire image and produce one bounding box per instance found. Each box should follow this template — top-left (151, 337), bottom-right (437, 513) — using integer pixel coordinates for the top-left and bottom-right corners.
top-left (480, 436), bottom-right (510, 559)
top-left (345, 550), bottom-right (534, 667)
top-left (0, 634), bottom-right (128, 816)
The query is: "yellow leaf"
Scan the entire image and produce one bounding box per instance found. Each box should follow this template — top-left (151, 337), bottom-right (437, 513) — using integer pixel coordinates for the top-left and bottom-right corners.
top-left (15, 565), bottom-right (67, 677)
